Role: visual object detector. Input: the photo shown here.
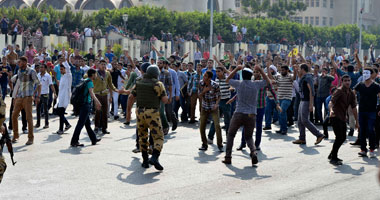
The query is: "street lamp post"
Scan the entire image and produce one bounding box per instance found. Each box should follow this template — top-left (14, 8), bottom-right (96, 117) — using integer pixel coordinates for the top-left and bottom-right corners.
top-left (122, 14), bottom-right (129, 32)
top-left (210, 0), bottom-right (214, 60)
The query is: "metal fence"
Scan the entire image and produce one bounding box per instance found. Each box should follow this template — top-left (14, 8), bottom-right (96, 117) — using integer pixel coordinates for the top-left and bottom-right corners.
top-left (140, 40), bottom-right (151, 57)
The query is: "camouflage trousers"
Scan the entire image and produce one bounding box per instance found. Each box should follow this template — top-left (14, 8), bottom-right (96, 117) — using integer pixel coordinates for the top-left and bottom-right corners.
top-left (0, 155), bottom-right (6, 184)
top-left (136, 108), bottom-right (164, 152)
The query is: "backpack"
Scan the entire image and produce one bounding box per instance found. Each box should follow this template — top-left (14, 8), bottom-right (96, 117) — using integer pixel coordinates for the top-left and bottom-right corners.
top-left (71, 79), bottom-right (91, 116)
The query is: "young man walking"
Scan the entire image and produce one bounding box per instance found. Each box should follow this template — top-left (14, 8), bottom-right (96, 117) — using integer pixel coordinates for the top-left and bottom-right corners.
top-left (11, 57), bottom-right (41, 145)
top-left (70, 69), bottom-right (101, 147)
top-left (354, 68), bottom-right (380, 158)
top-left (328, 75), bottom-right (359, 165)
top-left (293, 64), bottom-right (325, 145)
top-left (222, 65), bottom-right (271, 166)
top-left (35, 64), bottom-right (57, 129)
top-left (198, 71), bottom-right (223, 152)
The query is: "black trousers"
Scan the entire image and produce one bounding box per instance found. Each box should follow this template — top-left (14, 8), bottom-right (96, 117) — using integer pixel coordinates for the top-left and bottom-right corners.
top-left (287, 97), bottom-right (295, 125)
top-left (375, 105), bottom-right (380, 146)
top-left (57, 107), bottom-right (70, 131)
top-left (330, 117), bottom-right (347, 159)
top-left (9, 99), bottom-right (27, 131)
top-left (71, 104), bottom-right (97, 145)
top-left (36, 95), bottom-right (49, 126)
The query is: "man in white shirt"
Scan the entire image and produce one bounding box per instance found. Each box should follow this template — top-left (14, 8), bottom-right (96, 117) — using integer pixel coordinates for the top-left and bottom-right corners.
top-left (84, 26), bottom-right (92, 37)
top-left (36, 64), bottom-right (57, 129)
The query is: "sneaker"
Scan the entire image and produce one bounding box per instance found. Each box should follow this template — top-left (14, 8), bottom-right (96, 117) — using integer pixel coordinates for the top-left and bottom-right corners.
top-left (251, 152), bottom-right (258, 165)
top-left (328, 153), bottom-right (343, 161)
top-left (198, 145), bottom-right (208, 151)
top-left (123, 121), bottom-right (130, 126)
top-left (114, 116), bottom-right (120, 120)
top-left (189, 120), bottom-right (198, 124)
top-left (25, 139), bottom-right (34, 145)
top-left (222, 157), bottom-right (231, 164)
top-left (263, 126), bottom-right (271, 130)
top-left (369, 150), bottom-right (376, 158)
top-left (64, 124), bottom-right (72, 131)
top-left (330, 159), bottom-right (343, 166)
top-left (102, 130), bottom-right (110, 134)
top-left (292, 139), bottom-right (306, 145)
top-left (132, 148), bottom-right (140, 153)
top-left (34, 124), bottom-right (40, 128)
top-left (207, 138), bottom-right (213, 144)
top-left (236, 144), bottom-right (246, 151)
top-left (255, 146), bottom-right (261, 151)
top-left (358, 151), bottom-right (367, 157)
top-left (94, 128), bottom-right (99, 134)
top-left (56, 130), bottom-right (64, 135)
top-left (218, 146), bottom-right (224, 152)
top-left (315, 136), bottom-right (324, 145)
top-left (163, 128), bottom-right (169, 135)
top-left (43, 125), bottom-right (49, 129)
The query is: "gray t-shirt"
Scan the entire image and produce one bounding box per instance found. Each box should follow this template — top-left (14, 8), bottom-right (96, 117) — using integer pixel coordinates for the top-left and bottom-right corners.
top-left (177, 70), bottom-right (188, 88)
top-left (229, 79), bottom-right (267, 115)
top-left (317, 75), bottom-right (334, 97)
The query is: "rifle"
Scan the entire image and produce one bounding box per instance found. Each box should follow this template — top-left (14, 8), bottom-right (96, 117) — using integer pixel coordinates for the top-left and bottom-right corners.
top-left (0, 124), bottom-right (16, 166)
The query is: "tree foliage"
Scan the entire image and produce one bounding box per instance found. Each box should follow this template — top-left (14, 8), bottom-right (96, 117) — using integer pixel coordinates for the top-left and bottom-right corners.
top-left (242, 0), bottom-right (307, 20)
top-left (0, 5), bottom-right (378, 48)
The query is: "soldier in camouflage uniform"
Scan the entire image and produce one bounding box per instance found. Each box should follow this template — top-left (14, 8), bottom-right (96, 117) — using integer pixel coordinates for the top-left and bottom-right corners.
top-left (131, 65), bottom-right (168, 170)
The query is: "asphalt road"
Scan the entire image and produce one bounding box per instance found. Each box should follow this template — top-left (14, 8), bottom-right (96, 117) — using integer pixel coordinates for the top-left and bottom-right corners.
top-left (0, 98), bottom-right (379, 200)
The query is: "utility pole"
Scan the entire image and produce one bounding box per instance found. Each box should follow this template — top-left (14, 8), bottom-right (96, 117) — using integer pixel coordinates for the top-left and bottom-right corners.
top-left (210, 0), bottom-right (214, 60)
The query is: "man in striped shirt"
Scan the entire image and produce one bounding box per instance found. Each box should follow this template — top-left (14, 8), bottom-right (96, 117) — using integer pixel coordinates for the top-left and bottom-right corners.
top-left (208, 66), bottom-right (231, 144)
top-left (268, 65), bottom-right (297, 135)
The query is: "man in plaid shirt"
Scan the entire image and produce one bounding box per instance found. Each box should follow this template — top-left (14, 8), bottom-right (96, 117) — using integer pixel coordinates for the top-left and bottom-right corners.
top-left (198, 71), bottom-right (223, 152)
top-left (11, 56), bottom-right (41, 145)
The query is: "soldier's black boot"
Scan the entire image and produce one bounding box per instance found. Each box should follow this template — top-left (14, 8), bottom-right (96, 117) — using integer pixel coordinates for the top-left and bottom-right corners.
top-left (149, 149), bottom-right (164, 170)
top-left (141, 151), bottom-right (150, 168)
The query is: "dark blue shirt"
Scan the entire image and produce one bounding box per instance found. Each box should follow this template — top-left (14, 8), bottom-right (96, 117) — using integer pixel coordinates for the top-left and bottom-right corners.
top-left (0, 65), bottom-right (11, 84)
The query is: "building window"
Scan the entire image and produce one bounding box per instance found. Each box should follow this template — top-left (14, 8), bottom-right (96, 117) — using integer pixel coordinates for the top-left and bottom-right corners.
top-left (235, 0), bottom-right (241, 7)
top-left (305, 16), bottom-right (309, 24)
top-left (315, 16), bottom-right (319, 25)
top-left (293, 16), bottom-right (303, 24)
top-left (322, 17), bottom-right (327, 26)
top-left (323, 0), bottom-right (327, 7)
top-left (310, 16), bottom-right (314, 25)
top-left (316, 0), bottom-right (319, 7)
top-left (329, 17), bottom-right (333, 26)
top-left (311, 0), bottom-right (314, 7)
top-left (330, 0), bottom-right (334, 8)
top-left (305, 0), bottom-right (309, 6)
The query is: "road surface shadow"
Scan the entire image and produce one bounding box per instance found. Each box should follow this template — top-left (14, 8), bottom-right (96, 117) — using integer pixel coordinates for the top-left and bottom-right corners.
top-left (298, 145), bottom-right (320, 155)
top-left (108, 157), bottom-right (160, 185)
top-left (333, 165), bottom-right (365, 176)
top-left (59, 146), bottom-right (90, 155)
top-left (223, 165), bottom-right (272, 180)
top-left (264, 131), bottom-right (296, 142)
top-left (42, 133), bottom-right (62, 144)
top-left (194, 151), bottom-right (220, 164)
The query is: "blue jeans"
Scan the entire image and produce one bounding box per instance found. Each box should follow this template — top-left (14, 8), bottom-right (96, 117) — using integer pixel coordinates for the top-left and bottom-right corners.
top-left (174, 94), bottom-right (188, 121)
top-left (264, 97), bottom-right (278, 128)
top-left (241, 108), bottom-right (265, 147)
top-left (359, 112), bottom-right (376, 152)
top-left (279, 99), bottom-right (291, 132)
top-left (315, 96), bottom-right (328, 123)
top-left (119, 94), bottom-right (128, 114)
top-left (208, 99), bottom-right (231, 140)
top-left (1, 82), bottom-right (7, 100)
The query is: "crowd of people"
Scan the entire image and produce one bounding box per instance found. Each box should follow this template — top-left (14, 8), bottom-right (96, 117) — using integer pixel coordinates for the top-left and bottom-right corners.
top-left (1, 37), bottom-right (380, 183)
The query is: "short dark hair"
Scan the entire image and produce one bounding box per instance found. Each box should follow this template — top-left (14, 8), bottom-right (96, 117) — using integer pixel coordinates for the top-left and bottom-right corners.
top-left (19, 56), bottom-right (27, 62)
top-left (300, 64), bottom-right (309, 72)
top-left (343, 59), bottom-right (349, 64)
top-left (281, 65), bottom-right (289, 71)
top-left (347, 65), bottom-right (354, 72)
top-left (341, 74), bottom-right (351, 81)
top-left (188, 62), bottom-right (193, 65)
top-left (87, 68), bottom-right (96, 77)
top-left (205, 71), bottom-right (213, 79)
top-left (216, 67), bottom-right (224, 72)
top-left (99, 59), bottom-right (106, 64)
top-left (40, 64), bottom-right (47, 69)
